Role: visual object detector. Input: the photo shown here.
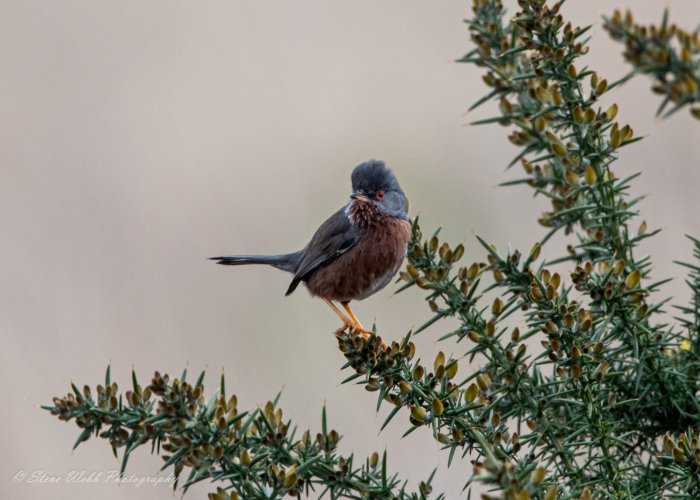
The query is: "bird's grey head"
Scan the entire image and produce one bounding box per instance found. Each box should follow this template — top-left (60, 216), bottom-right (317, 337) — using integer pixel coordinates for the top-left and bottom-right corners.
top-left (349, 160), bottom-right (408, 220)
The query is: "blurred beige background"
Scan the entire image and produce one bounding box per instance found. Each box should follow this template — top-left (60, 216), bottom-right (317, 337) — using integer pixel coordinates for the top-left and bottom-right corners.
top-left (2, 1), bottom-right (699, 498)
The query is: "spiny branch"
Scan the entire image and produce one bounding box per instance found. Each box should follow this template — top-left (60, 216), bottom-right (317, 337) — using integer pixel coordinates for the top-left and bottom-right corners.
top-left (43, 366), bottom-right (441, 500)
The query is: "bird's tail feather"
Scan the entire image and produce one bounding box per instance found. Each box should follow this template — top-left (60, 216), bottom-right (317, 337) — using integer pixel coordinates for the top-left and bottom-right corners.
top-left (209, 252), bottom-right (301, 273)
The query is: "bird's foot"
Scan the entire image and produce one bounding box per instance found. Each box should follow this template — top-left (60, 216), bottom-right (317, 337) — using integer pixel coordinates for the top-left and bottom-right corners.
top-left (334, 326), bottom-right (346, 336)
top-left (333, 316), bottom-right (359, 336)
top-left (334, 324), bottom-right (387, 350)
top-left (324, 299), bottom-right (387, 350)
top-left (353, 326), bottom-right (374, 338)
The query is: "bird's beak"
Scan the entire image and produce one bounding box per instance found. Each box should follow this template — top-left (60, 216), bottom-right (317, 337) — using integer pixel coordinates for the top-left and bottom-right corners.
top-left (350, 192), bottom-right (371, 203)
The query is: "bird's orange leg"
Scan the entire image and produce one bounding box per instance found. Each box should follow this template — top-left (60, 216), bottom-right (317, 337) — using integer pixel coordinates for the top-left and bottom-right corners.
top-left (341, 302), bottom-right (369, 332)
top-left (323, 298), bottom-right (355, 331)
top-left (341, 302), bottom-right (387, 349)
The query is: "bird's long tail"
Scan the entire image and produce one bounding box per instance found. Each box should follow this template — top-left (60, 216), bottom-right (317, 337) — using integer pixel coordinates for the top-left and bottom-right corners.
top-left (209, 252), bottom-right (301, 273)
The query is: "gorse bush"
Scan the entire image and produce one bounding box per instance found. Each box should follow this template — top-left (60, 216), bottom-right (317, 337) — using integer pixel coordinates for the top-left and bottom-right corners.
top-left (603, 9), bottom-right (700, 120)
top-left (45, 368), bottom-right (438, 499)
top-left (44, 1), bottom-right (700, 498)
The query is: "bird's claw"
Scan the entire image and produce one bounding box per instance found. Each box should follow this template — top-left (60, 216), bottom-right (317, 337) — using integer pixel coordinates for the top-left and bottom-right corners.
top-left (334, 324), bottom-right (387, 350)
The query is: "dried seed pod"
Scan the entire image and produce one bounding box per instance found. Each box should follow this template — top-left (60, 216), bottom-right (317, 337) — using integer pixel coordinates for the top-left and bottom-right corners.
top-left (530, 285), bottom-right (544, 302)
top-left (625, 269), bottom-right (641, 288)
top-left (663, 434), bottom-right (675, 453)
top-left (434, 351), bottom-right (445, 373)
top-left (595, 360), bottom-right (610, 381)
top-left (438, 242), bottom-right (451, 261)
top-left (621, 124), bottom-right (633, 140)
top-left (584, 108), bottom-right (596, 123)
top-left (476, 373), bottom-right (491, 391)
top-left (552, 86), bottom-right (564, 106)
top-left (240, 449), bottom-right (252, 467)
top-left (532, 467), bottom-right (547, 484)
top-left (431, 398), bottom-right (444, 416)
top-left (553, 142), bottom-right (568, 157)
top-left (610, 128), bottom-right (622, 149)
top-left (403, 342), bottom-right (416, 359)
top-left (534, 116), bottom-right (547, 131)
top-left (511, 327), bottom-right (520, 342)
top-left (596, 79), bottom-right (608, 95)
top-left (411, 405), bottom-right (427, 422)
top-left (415, 277), bottom-right (432, 289)
top-left (584, 165), bottom-right (597, 185)
top-left (429, 236), bottom-right (439, 251)
top-left (499, 96), bottom-right (513, 114)
top-left (453, 243), bottom-right (465, 261)
top-left (564, 314), bottom-right (574, 328)
top-left (536, 86), bottom-right (551, 103)
top-left (613, 259), bottom-right (625, 275)
top-left (445, 361), bottom-right (459, 379)
top-left (638, 220), bottom-right (647, 235)
top-left (283, 467), bottom-right (298, 488)
top-left (492, 297), bottom-right (504, 316)
top-left (465, 383), bottom-right (479, 402)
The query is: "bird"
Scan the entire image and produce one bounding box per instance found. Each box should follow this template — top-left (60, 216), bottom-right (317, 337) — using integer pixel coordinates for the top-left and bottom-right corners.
top-left (210, 159), bottom-right (411, 346)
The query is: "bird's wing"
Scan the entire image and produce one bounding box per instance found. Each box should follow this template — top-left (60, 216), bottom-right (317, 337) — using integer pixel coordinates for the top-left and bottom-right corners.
top-left (285, 206), bottom-right (360, 296)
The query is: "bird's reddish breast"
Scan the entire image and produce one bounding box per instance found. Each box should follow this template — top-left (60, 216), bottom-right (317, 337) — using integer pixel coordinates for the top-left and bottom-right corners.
top-left (305, 203), bottom-right (411, 302)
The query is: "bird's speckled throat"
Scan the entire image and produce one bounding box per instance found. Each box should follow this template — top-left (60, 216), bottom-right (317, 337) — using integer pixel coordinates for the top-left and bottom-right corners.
top-left (345, 200), bottom-right (383, 228)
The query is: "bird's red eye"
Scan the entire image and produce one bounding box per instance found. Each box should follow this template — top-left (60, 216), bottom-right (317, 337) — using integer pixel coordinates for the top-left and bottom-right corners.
top-left (375, 190), bottom-right (385, 200)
